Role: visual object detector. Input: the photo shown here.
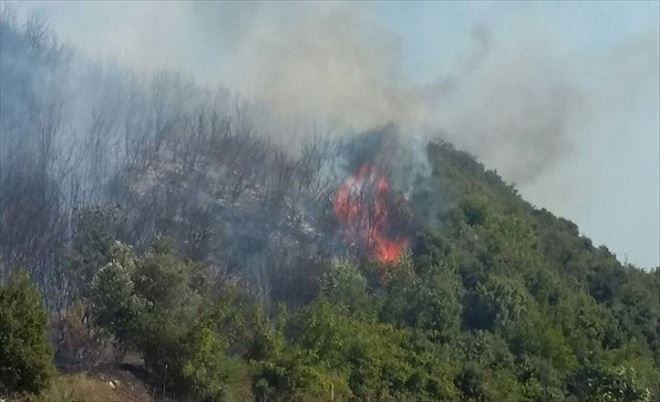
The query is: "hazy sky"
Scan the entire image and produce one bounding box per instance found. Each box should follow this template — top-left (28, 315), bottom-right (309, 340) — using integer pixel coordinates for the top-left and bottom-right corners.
top-left (14, 1), bottom-right (660, 268)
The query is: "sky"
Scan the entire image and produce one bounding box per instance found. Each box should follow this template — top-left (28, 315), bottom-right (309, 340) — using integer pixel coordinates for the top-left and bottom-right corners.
top-left (11, 1), bottom-right (660, 268)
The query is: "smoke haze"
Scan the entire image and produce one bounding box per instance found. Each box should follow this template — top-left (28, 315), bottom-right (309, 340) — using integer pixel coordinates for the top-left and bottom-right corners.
top-left (6, 1), bottom-right (660, 268)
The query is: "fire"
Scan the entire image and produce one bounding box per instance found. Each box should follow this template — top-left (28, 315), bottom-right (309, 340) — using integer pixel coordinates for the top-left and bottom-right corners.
top-left (333, 164), bottom-right (407, 263)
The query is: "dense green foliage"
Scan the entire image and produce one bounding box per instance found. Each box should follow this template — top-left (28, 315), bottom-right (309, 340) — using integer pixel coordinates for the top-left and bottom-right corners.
top-left (0, 272), bottom-right (54, 395)
top-left (3, 139), bottom-right (658, 402)
top-left (69, 143), bottom-right (658, 401)
top-left (89, 239), bottom-right (251, 401)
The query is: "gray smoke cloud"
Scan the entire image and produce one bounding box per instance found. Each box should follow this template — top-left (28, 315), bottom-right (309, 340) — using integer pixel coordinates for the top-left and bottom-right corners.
top-left (3, 1), bottom-right (659, 269)
top-left (9, 1), bottom-right (658, 185)
top-left (435, 29), bottom-right (589, 184)
top-left (42, 1), bottom-right (592, 185)
top-left (200, 4), bottom-right (588, 185)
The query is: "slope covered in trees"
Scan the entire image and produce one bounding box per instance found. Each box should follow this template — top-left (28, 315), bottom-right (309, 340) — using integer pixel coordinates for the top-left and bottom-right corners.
top-left (0, 10), bottom-right (658, 402)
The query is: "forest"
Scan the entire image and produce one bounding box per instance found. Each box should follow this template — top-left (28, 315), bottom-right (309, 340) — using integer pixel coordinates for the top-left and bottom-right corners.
top-left (1, 9), bottom-right (658, 402)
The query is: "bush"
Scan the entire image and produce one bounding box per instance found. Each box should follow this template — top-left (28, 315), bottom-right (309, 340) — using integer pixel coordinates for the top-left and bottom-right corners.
top-left (0, 272), bottom-right (54, 394)
top-left (180, 321), bottom-right (252, 402)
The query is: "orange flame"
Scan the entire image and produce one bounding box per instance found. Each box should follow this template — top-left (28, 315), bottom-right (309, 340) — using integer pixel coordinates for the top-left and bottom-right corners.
top-left (333, 164), bottom-right (407, 263)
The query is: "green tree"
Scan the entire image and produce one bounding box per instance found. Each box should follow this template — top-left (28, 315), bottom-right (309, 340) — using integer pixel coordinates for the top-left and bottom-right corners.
top-left (92, 238), bottom-right (222, 398)
top-left (91, 241), bottom-right (142, 348)
top-left (0, 272), bottom-right (54, 394)
top-left (319, 258), bottom-right (371, 315)
top-left (66, 206), bottom-right (119, 303)
top-left (180, 320), bottom-right (251, 402)
top-left (464, 276), bottom-right (528, 332)
top-left (569, 365), bottom-right (652, 402)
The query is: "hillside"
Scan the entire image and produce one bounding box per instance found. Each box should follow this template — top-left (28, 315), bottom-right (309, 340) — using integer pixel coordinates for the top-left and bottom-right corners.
top-left (1, 11), bottom-right (659, 402)
top-left (3, 139), bottom-right (658, 402)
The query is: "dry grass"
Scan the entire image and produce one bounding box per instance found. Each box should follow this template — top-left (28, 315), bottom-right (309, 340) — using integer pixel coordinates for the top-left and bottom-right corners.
top-left (33, 373), bottom-right (123, 402)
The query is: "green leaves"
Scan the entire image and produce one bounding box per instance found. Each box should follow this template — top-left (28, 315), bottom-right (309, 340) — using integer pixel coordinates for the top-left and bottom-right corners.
top-left (24, 140), bottom-right (657, 401)
top-left (91, 238), bottom-right (237, 400)
top-left (319, 259), bottom-right (371, 316)
top-left (0, 272), bottom-right (53, 394)
top-left (180, 321), bottom-right (249, 402)
top-left (463, 276), bottom-right (529, 332)
top-left (569, 365), bottom-right (653, 402)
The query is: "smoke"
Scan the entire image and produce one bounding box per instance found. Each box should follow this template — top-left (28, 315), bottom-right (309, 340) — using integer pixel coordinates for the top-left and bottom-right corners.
top-left (5, 1), bottom-right (659, 268)
top-left (216, 5), bottom-right (423, 132)
top-left (187, 3), bottom-right (589, 185)
top-left (436, 29), bottom-right (589, 184)
top-left (31, 1), bottom-right (593, 185)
